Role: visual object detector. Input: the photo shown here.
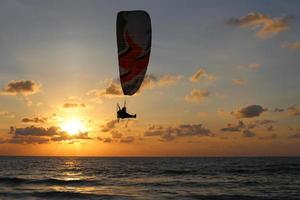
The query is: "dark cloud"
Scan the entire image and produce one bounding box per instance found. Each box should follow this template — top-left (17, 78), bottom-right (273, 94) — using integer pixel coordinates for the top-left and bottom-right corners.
top-left (160, 132), bottom-right (176, 142)
top-left (104, 138), bottom-right (112, 143)
top-left (221, 119), bottom-right (276, 138)
top-left (247, 119), bottom-right (277, 129)
top-left (102, 138), bottom-right (113, 143)
top-left (86, 80), bottom-right (123, 99)
top-left (255, 119), bottom-right (277, 126)
top-left (7, 136), bottom-right (50, 144)
top-left (242, 129), bottom-right (256, 138)
top-left (120, 136), bottom-right (135, 143)
top-left (177, 124), bottom-right (211, 137)
top-left (144, 123), bottom-right (212, 142)
top-left (0, 138), bottom-right (6, 144)
top-left (274, 108), bottom-right (285, 112)
top-left (287, 104), bottom-right (300, 116)
top-left (289, 133), bottom-right (300, 139)
top-left (1, 80), bottom-right (40, 96)
top-left (221, 120), bottom-right (245, 132)
top-left (144, 125), bottom-right (165, 136)
top-left (232, 105), bottom-right (267, 118)
top-left (267, 126), bottom-right (274, 132)
top-left (22, 117), bottom-right (47, 123)
top-left (62, 103), bottom-right (87, 109)
top-left (259, 134), bottom-right (277, 140)
top-left (227, 12), bottom-right (292, 39)
top-left (10, 126), bottom-right (59, 136)
top-left (7, 126), bottom-right (91, 144)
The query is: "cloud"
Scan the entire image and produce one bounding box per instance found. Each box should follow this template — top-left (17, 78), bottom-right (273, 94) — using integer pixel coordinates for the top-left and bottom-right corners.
top-left (8, 136), bottom-right (50, 144)
top-left (7, 126), bottom-right (91, 144)
top-left (144, 125), bottom-right (164, 136)
top-left (51, 132), bottom-right (90, 142)
top-left (0, 138), bottom-right (6, 144)
top-left (110, 130), bottom-right (123, 139)
top-left (232, 105), bottom-right (267, 118)
top-left (217, 109), bottom-right (231, 117)
top-left (139, 75), bottom-right (158, 90)
top-left (98, 137), bottom-right (113, 143)
top-left (120, 136), bottom-right (135, 143)
top-left (185, 89), bottom-right (209, 103)
top-left (232, 79), bottom-right (248, 85)
top-left (282, 41), bottom-right (300, 49)
top-left (101, 120), bottom-right (119, 132)
top-left (228, 12), bottom-right (292, 39)
top-left (22, 117), bottom-right (47, 123)
top-left (87, 74), bottom-right (182, 100)
top-left (267, 126), bottom-right (274, 132)
top-left (242, 129), bottom-right (256, 137)
top-left (0, 80), bottom-right (41, 96)
top-left (62, 103), bottom-right (87, 109)
top-left (87, 80), bottom-right (123, 99)
top-left (221, 119), bottom-right (275, 137)
top-left (259, 134), bottom-right (277, 140)
top-left (157, 74), bottom-right (183, 86)
top-left (0, 110), bottom-right (15, 118)
top-left (98, 135), bottom-right (135, 144)
top-left (289, 133), bottom-right (300, 139)
top-left (144, 123), bottom-right (212, 142)
top-left (189, 68), bottom-right (217, 83)
top-left (255, 119), bottom-right (277, 126)
top-left (274, 108), bottom-right (285, 112)
top-left (237, 63), bottom-right (261, 70)
top-left (248, 63), bottom-right (261, 70)
top-left (138, 74), bottom-right (183, 90)
top-left (247, 119), bottom-right (276, 129)
top-left (9, 126), bottom-right (59, 137)
top-left (287, 104), bottom-right (300, 116)
top-left (221, 120), bottom-right (245, 132)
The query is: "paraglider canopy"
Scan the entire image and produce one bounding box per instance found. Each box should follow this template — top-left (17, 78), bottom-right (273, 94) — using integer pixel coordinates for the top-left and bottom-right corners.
top-left (116, 10), bottom-right (152, 95)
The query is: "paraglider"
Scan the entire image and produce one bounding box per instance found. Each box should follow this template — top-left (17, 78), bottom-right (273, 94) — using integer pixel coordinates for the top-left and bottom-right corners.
top-left (117, 101), bottom-right (136, 122)
top-left (116, 10), bottom-right (152, 120)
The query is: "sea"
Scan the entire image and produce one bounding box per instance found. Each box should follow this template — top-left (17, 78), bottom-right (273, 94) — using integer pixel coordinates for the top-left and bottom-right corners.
top-left (0, 157), bottom-right (299, 200)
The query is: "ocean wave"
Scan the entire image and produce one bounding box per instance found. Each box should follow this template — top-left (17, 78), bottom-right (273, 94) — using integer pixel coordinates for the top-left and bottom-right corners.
top-left (31, 178), bottom-right (99, 186)
top-left (31, 191), bottom-right (129, 200)
top-left (0, 177), bottom-right (27, 185)
top-left (0, 191), bottom-right (130, 200)
top-left (0, 177), bottom-right (98, 186)
top-left (182, 194), bottom-right (295, 200)
top-left (224, 166), bottom-right (300, 175)
top-left (159, 169), bottom-right (198, 175)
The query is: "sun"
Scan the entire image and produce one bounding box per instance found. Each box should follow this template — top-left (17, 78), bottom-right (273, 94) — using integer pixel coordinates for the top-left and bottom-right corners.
top-left (60, 118), bottom-right (87, 135)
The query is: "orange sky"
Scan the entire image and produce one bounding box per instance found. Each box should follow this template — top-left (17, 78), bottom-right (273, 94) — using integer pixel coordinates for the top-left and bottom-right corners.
top-left (0, 0), bottom-right (300, 156)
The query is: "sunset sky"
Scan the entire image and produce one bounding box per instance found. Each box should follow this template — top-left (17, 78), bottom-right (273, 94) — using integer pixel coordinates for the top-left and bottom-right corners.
top-left (0, 0), bottom-right (299, 156)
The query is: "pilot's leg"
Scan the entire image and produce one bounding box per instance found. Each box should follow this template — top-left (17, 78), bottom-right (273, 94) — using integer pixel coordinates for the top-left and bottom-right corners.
top-left (125, 113), bottom-right (136, 118)
top-left (129, 114), bottom-right (136, 118)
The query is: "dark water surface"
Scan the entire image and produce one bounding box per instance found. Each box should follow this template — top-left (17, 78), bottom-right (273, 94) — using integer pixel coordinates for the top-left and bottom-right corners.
top-left (0, 157), bottom-right (299, 199)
